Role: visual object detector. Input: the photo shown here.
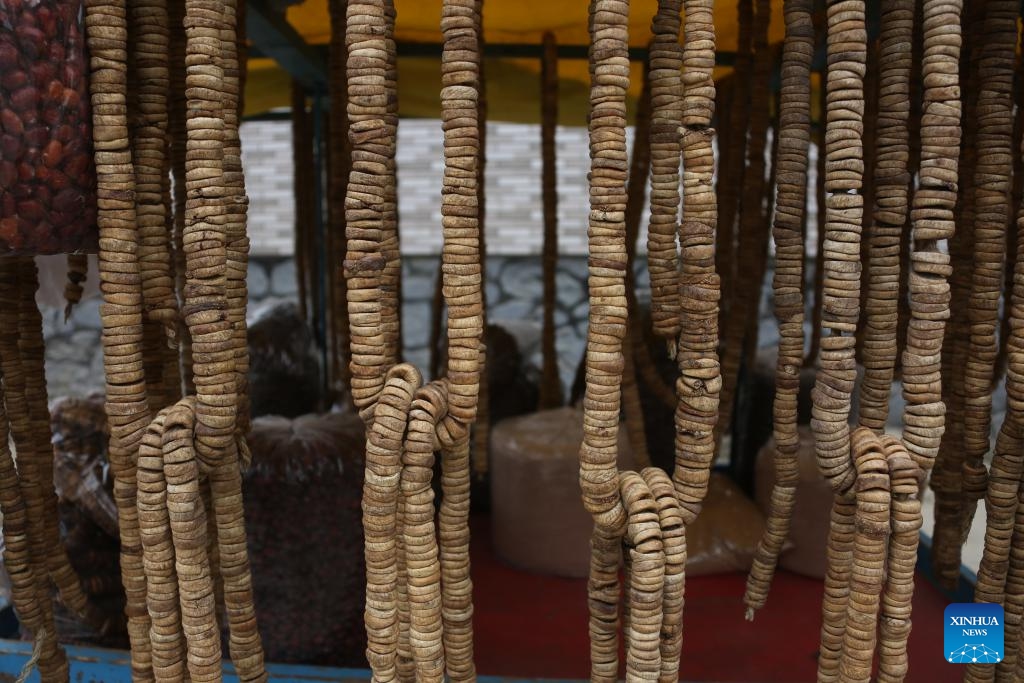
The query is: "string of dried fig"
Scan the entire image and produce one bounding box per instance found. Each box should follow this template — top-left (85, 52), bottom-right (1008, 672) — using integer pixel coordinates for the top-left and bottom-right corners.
top-left (435, 2), bottom-right (483, 673)
top-left (893, 0), bottom-right (922, 383)
top-left (168, 0), bottom-right (194, 397)
top-left (812, 0), bottom-right (869, 677)
top-left (623, 68), bottom-right (655, 470)
top-left (472, 22), bottom-right (490, 483)
top-left (628, 34), bottom-right (677, 414)
top-left (145, 0), bottom-right (266, 678)
top-left (996, 74), bottom-right (1024, 683)
top-left (221, 0), bottom-right (252, 435)
top-left (1006, 488), bottom-right (1024, 680)
top-left (930, 0), bottom-right (996, 592)
top-left (582, 0), bottom-right (720, 678)
top-left (0, 258), bottom-right (70, 681)
top-left (333, 0), bottom-right (407, 667)
top-left (875, 0), bottom-right (964, 680)
top-left (87, 0), bottom-right (268, 678)
top-left (877, 435), bottom-right (923, 683)
top-left (84, 0), bottom-right (158, 675)
top-left (328, 0), bottom-right (352, 400)
top-left (645, 0), bottom-right (681, 353)
top-left (130, 0), bottom-right (178, 372)
top-left (674, 0), bottom-right (720, 527)
top-left (995, 93), bottom-right (1024, 390)
top-left (805, 43), bottom-right (827, 369)
top-left (967, 20), bottom-right (1024, 683)
top-left (743, 0), bottom-right (813, 619)
top-left (584, 1), bottom-right (662, 678)
top-left (857, 0), bottom-right (913, 433)
top-left (346, 0), bottom-right (483, 679)
top-left (538, 32), bottom-right (562, 410)
top-left (715, 0), bottom-right (771, 454)
top-left (962, 0), bottom-right (1016, 546)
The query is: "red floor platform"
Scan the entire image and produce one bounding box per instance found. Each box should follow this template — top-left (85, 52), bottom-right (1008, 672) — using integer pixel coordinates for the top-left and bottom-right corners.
top-left (470, 516), bottom-right (959, 682)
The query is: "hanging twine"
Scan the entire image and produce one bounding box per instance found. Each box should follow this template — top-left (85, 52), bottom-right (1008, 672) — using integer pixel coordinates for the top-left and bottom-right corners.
top-left (14, 628), bottom-right (48, 683)
top-left (744, 0), bottom-right (813, 619)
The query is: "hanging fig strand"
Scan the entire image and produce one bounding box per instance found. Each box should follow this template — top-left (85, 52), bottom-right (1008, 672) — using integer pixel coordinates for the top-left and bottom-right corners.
top-left (744, 0), bottom-right (813, 619)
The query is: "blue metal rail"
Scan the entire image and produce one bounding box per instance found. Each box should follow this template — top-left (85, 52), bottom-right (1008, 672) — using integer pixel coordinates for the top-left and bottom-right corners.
top-left (0, 533), bottom-right (975, 681)
top-left (0, 640), bottom-right (590, 683)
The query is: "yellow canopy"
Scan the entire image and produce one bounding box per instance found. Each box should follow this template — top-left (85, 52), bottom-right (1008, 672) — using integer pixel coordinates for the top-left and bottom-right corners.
top-left (244, 0), bottom-right (788, 123)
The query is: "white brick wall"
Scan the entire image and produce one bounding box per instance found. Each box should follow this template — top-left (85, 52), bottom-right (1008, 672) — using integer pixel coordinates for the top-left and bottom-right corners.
top-left (241, 120), bottom-right (296, 256)
top-left (241, 118), bottom-right (820, 258)
top-left (240, 119), bottom-right (645, 257)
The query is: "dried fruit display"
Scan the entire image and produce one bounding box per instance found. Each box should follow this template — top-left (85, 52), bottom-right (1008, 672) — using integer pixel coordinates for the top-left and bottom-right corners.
top-left (0, 0), bottom-right (97, 254)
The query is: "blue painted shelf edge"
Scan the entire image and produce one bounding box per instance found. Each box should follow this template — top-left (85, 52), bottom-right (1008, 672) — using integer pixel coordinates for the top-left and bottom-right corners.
top-left (0, 531), bottom-right (975, 682)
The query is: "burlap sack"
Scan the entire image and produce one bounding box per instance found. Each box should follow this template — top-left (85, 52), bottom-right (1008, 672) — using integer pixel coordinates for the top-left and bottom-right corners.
top-left (491, 406), bottom-right (635, 578)
top-left (754, 425), bottom-right (831, 579)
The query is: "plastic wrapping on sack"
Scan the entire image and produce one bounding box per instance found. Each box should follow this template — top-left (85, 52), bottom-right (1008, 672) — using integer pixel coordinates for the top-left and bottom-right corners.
top-left (754, 426), bottom-right (831, 579)
top-left (0, 0), bottom-right (98, 255)
top-left (242, 411), bottom-right (367, 667)
top-left (491, 406), bottom-right (635, 578)
top-left (247, 301), bottom-right (323, 418)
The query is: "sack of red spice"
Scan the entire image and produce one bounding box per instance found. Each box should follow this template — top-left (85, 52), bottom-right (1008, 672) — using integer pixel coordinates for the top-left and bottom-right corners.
top-left (0, 0), bottom-right (98, 255)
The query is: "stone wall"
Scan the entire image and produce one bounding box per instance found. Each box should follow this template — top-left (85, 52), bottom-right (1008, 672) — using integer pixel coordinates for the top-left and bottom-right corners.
top-left (41, 255), bottom-right (658, 402)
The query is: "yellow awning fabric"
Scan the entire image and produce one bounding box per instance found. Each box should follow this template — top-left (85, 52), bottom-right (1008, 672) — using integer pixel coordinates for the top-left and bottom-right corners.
top-left (244, 0), bottom-right (788, 123)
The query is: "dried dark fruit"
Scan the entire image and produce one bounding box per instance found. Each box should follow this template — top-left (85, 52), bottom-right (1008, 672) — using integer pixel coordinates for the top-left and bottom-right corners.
top-left (0, 0), bottom-right (96, 255)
